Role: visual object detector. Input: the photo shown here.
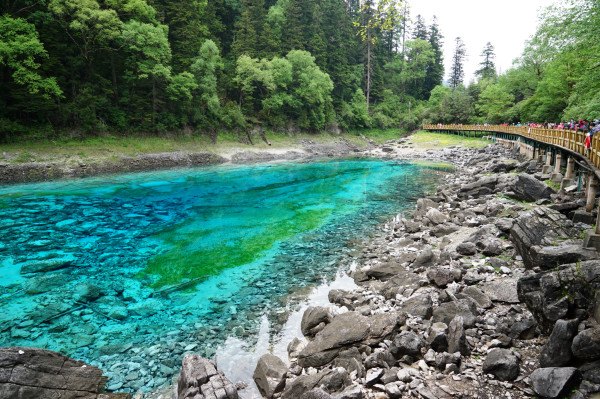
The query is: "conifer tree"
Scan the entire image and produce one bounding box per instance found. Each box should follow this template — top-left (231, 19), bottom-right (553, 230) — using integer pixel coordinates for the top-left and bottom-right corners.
top-left (232, 0), bottom-right (266, 58)
top-left (412, 15), bottom-right (428, 40)
top-left (475, 42), bottom-right (497, 80)
top-left (423, 16), bottom-right (444, 97)
top-left (449, 36), bottom-right (466, 88)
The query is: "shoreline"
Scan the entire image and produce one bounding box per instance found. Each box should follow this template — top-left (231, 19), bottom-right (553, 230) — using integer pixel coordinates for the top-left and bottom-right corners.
top-left (0, 133), bottom-right (464, 185)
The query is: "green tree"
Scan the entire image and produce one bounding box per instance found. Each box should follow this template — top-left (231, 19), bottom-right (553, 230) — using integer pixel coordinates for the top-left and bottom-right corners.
top-left (423, 16), bottom-right (444, 97)
top-left (476, 83), bottom-right (514, 123)
top-left (475, 42), bottom-right (496, 80)
top-left (449, 36), bottom-right (466, 88)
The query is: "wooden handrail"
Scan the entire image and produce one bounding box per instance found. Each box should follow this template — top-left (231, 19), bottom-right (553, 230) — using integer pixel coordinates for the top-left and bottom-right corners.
top-left (422, 124), bottom-right (596, 170)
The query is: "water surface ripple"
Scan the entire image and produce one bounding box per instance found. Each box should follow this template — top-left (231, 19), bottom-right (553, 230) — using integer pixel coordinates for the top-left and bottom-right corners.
top-left (0, 159), bottom-right (441, 392)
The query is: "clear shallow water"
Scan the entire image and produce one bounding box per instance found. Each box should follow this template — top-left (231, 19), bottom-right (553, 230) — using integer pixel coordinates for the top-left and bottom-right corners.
top-left (0, 159), bottom-right (441, 393)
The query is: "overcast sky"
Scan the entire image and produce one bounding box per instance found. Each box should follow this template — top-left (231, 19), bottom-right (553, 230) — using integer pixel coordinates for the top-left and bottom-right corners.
top-left (409, 0), bottom-right (556, 83)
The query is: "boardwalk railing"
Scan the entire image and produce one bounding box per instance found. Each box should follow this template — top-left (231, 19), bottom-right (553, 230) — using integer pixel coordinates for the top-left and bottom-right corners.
top-left (423, 124), bottom-right (600, 169)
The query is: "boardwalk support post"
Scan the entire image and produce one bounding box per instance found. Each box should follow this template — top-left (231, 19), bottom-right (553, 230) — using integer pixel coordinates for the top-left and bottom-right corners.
top-left (586, 175), bottom-right (598, 213)
top-left (583, 199), bottom-right (600, 250)
top-left (561, 157), bottom-right (576, 191)
top-left (542, 151), bottom-right (553, 174)
top-left (551, 152), bottom-right (563, 183)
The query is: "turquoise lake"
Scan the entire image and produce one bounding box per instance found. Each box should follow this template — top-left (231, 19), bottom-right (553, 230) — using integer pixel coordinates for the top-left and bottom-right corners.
top-left (0, 159), bottom-right (442, 392)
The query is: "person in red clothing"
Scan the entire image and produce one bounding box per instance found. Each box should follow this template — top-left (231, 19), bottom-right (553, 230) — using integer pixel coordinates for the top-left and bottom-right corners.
top-left (585, 132), bottom-right (592, 156)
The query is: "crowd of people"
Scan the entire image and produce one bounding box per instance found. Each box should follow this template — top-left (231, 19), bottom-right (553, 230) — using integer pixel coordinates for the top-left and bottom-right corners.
top-left (502, 119), bottom-right (600, 134)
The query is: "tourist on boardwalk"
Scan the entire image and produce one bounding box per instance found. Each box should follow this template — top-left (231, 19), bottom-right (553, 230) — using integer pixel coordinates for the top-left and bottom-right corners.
top-left (585, 132), bottom-right (592, 155)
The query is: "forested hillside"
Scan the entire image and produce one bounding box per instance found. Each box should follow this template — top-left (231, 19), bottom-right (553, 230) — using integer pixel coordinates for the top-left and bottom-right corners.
top-left (0, 0), bottom-right (444, 139)
top-left (425, 0), bottom-right (600, 125)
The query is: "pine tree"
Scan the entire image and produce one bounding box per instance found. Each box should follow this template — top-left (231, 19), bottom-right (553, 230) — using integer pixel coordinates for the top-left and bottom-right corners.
top-left (449, 36), bottom-right (466, 88)
top-left (412, 14), bottom-right (428, 40)
top-left (232, 0), bottom-right (266, 58)
top-left (475, 42), bottom-right (496, 80)
top-left (423, 15), bottom-right (444, 97)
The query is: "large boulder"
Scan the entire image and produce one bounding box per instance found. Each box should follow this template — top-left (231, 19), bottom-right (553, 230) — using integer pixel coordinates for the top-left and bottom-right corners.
top-left (458, 176), bottom-right (498, 198)
top-left (517, 260), bottom-right (600, 333)
top-left (482, 348), bottom-right (520, 381)
top-left (426, 267), bottom-right (462, 288)
top-left (432, 299), bottom-right (477, 327)
top-left (298, 312), bottom-right (403, 368)
top-left (447, 316), bottom-right (470, 356)
top-left (398, 294), bottom-right (433, 319)
top-left (281, 368), bottom-right (351, 399)
top-left (508, 173), bottom-right (554, 202)
top-left (529, 367), bottom-right (581, 399)
top-left (572, 328), bottom-right (600, 361)
top-left (479, 279), bottom-right (519, 304)
top-left (539, 319), bottom-right (579, 367)
top-left (301, 307), bottom-right (332, 337)
top-left (253, 354), bottom-right (288, 398)
top-left (0, 347), bottom-right (129, 399)
top-left (177, 354), bottom-right (238, 399)
top-left (389, 331), bottom-right (423, 358)
top-left (510, 207), bottom-right (596, 270)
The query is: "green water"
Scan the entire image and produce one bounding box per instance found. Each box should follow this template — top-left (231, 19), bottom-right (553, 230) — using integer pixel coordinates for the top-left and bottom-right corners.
top-left (0, 159), bottom-right (442, 392)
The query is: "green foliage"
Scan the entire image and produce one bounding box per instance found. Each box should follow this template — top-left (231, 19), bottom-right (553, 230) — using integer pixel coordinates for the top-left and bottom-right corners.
top-left (476, 83), bottom-right (514, 123)
top-left (0, 16), bottom-right (62, 99)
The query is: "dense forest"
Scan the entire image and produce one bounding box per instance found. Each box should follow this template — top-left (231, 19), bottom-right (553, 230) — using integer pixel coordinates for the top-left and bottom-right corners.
top-left (1, 0), bottom-right (598, 141)
top-left (429, 0), bottom-right (600, 125)
top-left (0, 0), bottom-right (445, 139)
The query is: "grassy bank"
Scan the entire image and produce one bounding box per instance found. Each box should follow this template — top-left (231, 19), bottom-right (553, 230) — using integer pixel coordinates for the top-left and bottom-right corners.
top-left (0, 129), bottom-right (489, 165)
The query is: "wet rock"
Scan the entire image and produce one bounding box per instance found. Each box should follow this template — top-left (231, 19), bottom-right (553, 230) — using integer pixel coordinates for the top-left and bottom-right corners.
top-left (529, 367), bottom-right (581, 399)
top-left (508, 173), bottom-right (555, 202)
top-left (74, 283), bottom-right (103, 302)
top-left (482, 348), bottom-right (520, 381)
top-left (0, 347), bottom-right (129, 399)
top-left (253, 354), bottom-right (287, 398)
top-left (539, 319), bottom-right (579, 367)
top-left (572, 328), bottom-right (600, 361)
top-left (301, 306), bottom-right (332, 337)
top-left (447, 316), bottom-right (470, 356)
top-left (432, 299), bottom-right (476, 327)
top-left (20, 255), bottom-right (76, 274)
top-left (177, 354), bottom-right (238, 399)
top-left (390, 331), bottom-right (423, 358)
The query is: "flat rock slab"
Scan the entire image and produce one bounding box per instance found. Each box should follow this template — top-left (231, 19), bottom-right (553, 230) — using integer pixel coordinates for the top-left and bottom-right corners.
top-left (0, 347), bottom-right (128, 399)
top-left (480, 279), bottom-right (519, 304)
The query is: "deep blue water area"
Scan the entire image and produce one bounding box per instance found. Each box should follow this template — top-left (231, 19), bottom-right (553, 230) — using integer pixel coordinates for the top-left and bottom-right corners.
top-left (0, 159), bottom-right (442, 392)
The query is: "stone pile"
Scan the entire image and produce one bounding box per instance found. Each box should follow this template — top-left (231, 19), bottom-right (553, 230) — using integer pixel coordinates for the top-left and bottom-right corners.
top-left (249, 142), bottom-right (600, 399)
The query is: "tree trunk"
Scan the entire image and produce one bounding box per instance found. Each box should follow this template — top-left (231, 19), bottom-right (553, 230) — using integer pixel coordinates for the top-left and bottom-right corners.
top-left (366, 29), bottom-right (371, 111)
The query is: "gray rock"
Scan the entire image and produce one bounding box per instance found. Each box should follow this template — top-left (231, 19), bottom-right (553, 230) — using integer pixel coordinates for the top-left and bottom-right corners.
top-left (459, 286), bottom-right (492, 309)
top-left (298, 312), bottom-right (403, 368)
top-left (365, 368), bottom-right (384, 386)
top-left (480, 279), bottom-right (519, 304)
top-left (333, 348), bottom-right (365, 379)
top-left (282, 369), bottom-right (350, 399)
top-left (427, 322), bottom-right (448, 352)
top-left (330, 384), bottom-right (363, 399)
top-left (432, 299), bottom-right (477, 327)
top-left (301, 306), bottom-right (332, 337)
top-left (253, 354), bottom-right (287, 398)
top-left (434, 352), bottom-right (461, 370)
top-left (20, 255), bottom-right (76, 274)
top-left (518, 260), bottom-right (600, 333)
top-left (482, 348), bottom-right (520, 381)
top-left (426, 209), bottom-right (448, 225)
top-left (447, 316), bottom-right (470, 356)
top-left (390, 331), bottom-right (423, 358)
top-left (364, 351), bottom-right (395, 370)
top-left (539, 319), bottom-right (579, 367)
top-left (459, 176), bottom-right (498, 198)
top-left (0, 347), bottom-right (126, 399)
top-left (399, 294), bottom-right (433, 319)
top-left (572, 328), bottom-right (600, 361)
top-left (178, 354), bottom-right (238, 399)
top-left (426, 267), bottom-right (462, 288)
top-left (510, 207), bottom-right (595, 270)
top-left (456, 242), bottom-right (477, 256)
top-left (301, 388), bottom-right (333, 399)
top-left (413, 248), bottom-right (435, 267)
top-left (508, 173), bottom-right (555, 202)
top-left (529, 367), bottom-right (581, 399)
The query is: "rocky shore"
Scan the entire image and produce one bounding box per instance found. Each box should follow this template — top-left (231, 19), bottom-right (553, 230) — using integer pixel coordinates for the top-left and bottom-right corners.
top-left (4, 139), bottom-right (600, 399)
top-left (242, 142), bottom-right (600, 399)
